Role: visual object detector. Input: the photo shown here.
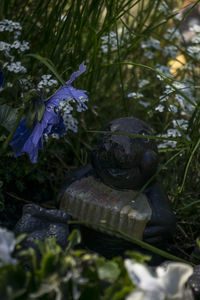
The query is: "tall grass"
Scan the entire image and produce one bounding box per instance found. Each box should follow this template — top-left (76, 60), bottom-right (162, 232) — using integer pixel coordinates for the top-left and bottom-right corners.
top-left (1, 0), bottom-right (200, 257)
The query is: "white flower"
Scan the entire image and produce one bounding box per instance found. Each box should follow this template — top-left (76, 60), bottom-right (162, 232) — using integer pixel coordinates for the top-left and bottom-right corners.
top-left (127, 92), bottom-right (144, 99)
top-left (4, 61), bottom-right (27, 73)
top-left (11, 40), bottom-right (21, 49)
top-left (138, 79), bottom-right (149, 88)
top-left (6, 82), bottom-right (13, 88)
top-left (155, 104), bottom-right (164, 112)
top-left (125, 259), bottom-right (194, 300)
top-left (159, 95), bottom-right (168, 102)
top-left (167, 128), bottom-right (181, 138)
top-left (101, 31), bottom-right (119, 52)
top-left (0, 41), bottom-right (11, 51)
top-left (191, 36), bottom-right (200, 44)
top-left (187, 46), bottom-right (200, 60)
top-left (189, 24), bottom-right (200, 34)
top-left (141, 37), bottom-right (160, 50)
top-left (64, 114), bottom-right (78, 132)
top-left (20, 41), bottom-right (30, 51)
top-left (168, 104), bottom-right (178, 113)
top-left (37, 75), bottom-right (58, 89)
top-left (158, 2), bottom-right (168, 14)
top-left (163, 46), bottom-right (178, 59)
top-left (0, 25), bottom-right (5, 31)
top-left (0, 19), bottom-right (22, 32)
top-left (172, 119), bottom-right (188, 131)
top-left (156, 64), bottom-right (171, 78)
top-left (139, 100), bottom-right (150, 108)
top-left (0, 227), bottom-right (17, 266)
top-left (144, 51), bottom-right (154, 59)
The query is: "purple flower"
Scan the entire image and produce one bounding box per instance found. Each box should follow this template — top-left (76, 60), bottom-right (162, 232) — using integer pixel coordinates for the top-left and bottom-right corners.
top-left (10, 62), bottom-right (88, 163)
top-left (50, 62), bottom-right (88, 110)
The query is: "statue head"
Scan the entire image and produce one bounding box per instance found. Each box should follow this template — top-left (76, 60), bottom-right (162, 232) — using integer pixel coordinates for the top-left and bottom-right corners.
top-left (91, 117), bottom-right (158, 190)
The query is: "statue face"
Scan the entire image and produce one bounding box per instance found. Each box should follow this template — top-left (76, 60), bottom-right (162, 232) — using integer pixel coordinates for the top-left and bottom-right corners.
top-left (91, 117), bottom-right (158, 190)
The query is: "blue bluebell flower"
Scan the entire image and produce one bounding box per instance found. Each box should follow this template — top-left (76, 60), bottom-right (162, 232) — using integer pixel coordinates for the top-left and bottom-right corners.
top-left (10, 62), bottom-right (88, 163)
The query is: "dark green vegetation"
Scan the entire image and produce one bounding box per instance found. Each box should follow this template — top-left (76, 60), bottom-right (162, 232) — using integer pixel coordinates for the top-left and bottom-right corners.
top-left (0, 0), bottom-right (200, 297)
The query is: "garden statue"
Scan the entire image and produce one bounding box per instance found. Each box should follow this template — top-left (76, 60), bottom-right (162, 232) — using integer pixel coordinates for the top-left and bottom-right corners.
top-left (14, 117), bottom-right (200, 298)
top-left (15, 117), bottom-right (176, 259)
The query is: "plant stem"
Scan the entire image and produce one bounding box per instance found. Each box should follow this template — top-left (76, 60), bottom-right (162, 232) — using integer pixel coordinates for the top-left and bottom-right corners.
top-left (0, 109), bottom-right (24, 155)
top-left (69, 220), bottom-right (194, 266)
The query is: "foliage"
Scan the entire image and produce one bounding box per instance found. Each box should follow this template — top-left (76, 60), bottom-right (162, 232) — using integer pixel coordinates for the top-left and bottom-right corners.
top-left (0, 0), bottom-right (200, 287)
top-left (0, 230), bottom-right (135, 300)
top-left (0, 228), bottom-right (194, 300)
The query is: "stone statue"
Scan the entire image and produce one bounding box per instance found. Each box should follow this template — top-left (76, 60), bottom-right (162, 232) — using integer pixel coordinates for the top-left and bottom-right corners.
top-left (15, 117), bottom-right (176, 260)
top-left (14, 117), bottom-right (200, 298)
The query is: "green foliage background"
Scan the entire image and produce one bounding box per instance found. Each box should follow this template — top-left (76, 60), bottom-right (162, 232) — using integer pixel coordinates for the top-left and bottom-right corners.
top-left (0, 0), bottom-right (200, 270)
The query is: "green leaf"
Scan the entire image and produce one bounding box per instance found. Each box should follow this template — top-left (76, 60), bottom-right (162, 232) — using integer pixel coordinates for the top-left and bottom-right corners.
top-left (0, 104), bottom-right (17, 132)
top-left (39, 252), bottom-right (59, 278)
top-left (66, 229), bottom-right (81, 251)
top-left (15, 234), bottom-right (27, 246)
top-left (0, 264), bottom-right (30, 300)
top-left (23, 90), bottom-right (45, 130)
top-left (125, 251), bottom-right (151, 264)
top-left (96, 257), bottom-right (120, 283)
top-left (27, 54), bottom-right (65, 85)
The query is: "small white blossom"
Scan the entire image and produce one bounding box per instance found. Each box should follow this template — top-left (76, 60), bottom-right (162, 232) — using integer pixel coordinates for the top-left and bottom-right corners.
top-left (187, 45), bottom-right (200, 60)
top-left (172, 119), bottom-right (188, 131)
top-left (158, 2), bottom-right (168, 14)
top-left (11, 40), bottom-right (21, 49)
top-left (138, 79), bottom-right (149, 88)
top-left (158, 140), bottom-right (177, 149)
top-left (6, 82), bottom-right (13, 88)
top-left (163, 45), bottom-right (178, 59)
top-left (14, 31), bottom-right (21, 39)
top-left (20, 41), bottom-right (30, 51)
top-left (127, 92), bottom-right (144, 99)
top-left (189, 24), bottom-right (200, 34)
top-left (167, 128), bottom-right (181, 138)
top-left (19, 78), bottom-right (32, 90)
top-left (157, 74), bottom-right (164, 81)
top-left (0, 25), bottom-right (5, 32)
top-left (163, 85), bottom-right (174, 95)
top-left (101, 31), bottom-right (119, 53)
top-left (155, 104), bottom-right (165, 112)
top-left (141, 37), bottom-right (161, 50)
top-left (164, 28), bottom-right (181, 40)
top-left (125, 260), bottom-right (193, 300)
top-left (144, 50), bottom-right (154, 59)
top-left (51, 133), bottom-right (60, 139)
top-left (42, 74), bottom-right (51, 80)
top-left (139, 100), bottom-right (150, 107)
top-left (156, 64), bottom-right (172, 78)
top-left (0, 227), bottom-right (17, 266)
top-left (37, 74), bottom-right (58, 90)
top-left (0, 19), bottom-right (22, 32)
top-left (191, 36), bottom-right (200, 44)
top-left (168, 104), bottom-right (178, 113)
top-left (0, 41), bottom-right (11, 51)
top-left (4, 61), bottom-right (27, 73)
top-left (64, 114), bottom-right (78, 133)
top-left (159, 95), bottom-right (168, 102)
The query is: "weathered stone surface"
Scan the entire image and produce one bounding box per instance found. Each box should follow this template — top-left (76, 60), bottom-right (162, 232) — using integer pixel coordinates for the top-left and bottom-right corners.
top-left (187, 265), bottom-right (200, 299)
top-left (60, 175), bottom-right (151, 240)
top-left (15, 204), bottom-right (69, 250)
top-left (91, 117), bottom-right (158, 190)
